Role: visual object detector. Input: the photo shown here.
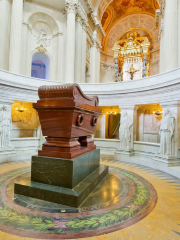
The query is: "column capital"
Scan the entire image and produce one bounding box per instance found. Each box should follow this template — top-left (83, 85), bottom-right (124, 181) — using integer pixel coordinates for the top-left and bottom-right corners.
top-left (65, 0), bottom-right (78, 14)
top-left (90, 30), bottom-right (101, 49)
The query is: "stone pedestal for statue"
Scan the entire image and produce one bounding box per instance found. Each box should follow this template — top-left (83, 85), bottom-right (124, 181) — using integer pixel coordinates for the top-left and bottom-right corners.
top-left (115, 148), bottom-right (134, 157)
top-left (152, 154), bottom-right (180, 167)
top-left (14, 84), bottom-right (108, 207)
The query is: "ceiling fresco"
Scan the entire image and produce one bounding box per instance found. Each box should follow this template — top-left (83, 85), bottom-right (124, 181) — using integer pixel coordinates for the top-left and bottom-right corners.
top-left (101, 0), bottom-right (159, 31)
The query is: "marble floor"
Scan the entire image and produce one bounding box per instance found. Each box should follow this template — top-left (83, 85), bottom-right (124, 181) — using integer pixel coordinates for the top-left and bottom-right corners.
top-left (0, 155), bottom-right (179, 240)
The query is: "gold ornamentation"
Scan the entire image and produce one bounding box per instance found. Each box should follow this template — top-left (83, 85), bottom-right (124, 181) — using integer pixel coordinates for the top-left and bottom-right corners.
top-left (36, 44), bottom-right (47, 53)
top-left (112, 26), bottom-right (151, 81)
top-left (126, 64), bottom-right (139, 80)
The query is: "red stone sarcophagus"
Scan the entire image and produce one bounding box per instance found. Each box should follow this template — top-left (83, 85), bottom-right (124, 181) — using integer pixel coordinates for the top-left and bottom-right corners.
top-left (33, 84), bottom-right (101, 159)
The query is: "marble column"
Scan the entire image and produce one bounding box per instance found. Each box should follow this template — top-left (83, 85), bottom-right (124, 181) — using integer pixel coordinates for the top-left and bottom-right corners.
top-left (159, 21), bottom-right (165, 73)
top-left (142, 57), bottom-right (147, 78)
top-left (64, 0), bottom-right (77, 83)
top-left (81, 22), bottom-right (87, 83)
top-left (90, 30), bottom-right (101, 83)
top-left (57, 32), bottom-right (64, 82)
top-left (52, 33), bottom-right (59, 81)
top-left (160, 0), bottom-right (178, 73)
top-left (26, 26), bottom-right (32, 76)
top-left (0, 0), bottom-right (11, 71)
top-left (74, 14), bottom-right (83, 83)
top-left (178, 0), bottom-right (180, 67)
top-left (114, 58), bottom-right (119, 82)
top-left (9, 0), bottom-right (23, 74)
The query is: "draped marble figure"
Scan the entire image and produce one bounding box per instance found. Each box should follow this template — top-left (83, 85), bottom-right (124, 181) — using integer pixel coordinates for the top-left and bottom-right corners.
top-left (0, 106), bottom-right (11, 148)
top-left (119, 111), bottom-right (133, 149)
top-left (158, 109), bottom-right (175, 155)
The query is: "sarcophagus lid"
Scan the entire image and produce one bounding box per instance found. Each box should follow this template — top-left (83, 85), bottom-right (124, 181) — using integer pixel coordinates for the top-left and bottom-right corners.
top-left (33, 84), bottom-right (101, 139)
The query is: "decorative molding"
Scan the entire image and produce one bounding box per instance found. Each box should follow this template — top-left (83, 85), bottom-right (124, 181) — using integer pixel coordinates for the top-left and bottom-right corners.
top-left (1, 68), bottom-right (180, 108)
top-left (90, 30), bottom-right (102, 49)
top-left (65, 0), bottom-right (78, 14)
top-left (83, 0), bottom-right (93, 13)
top-left (155, 9), bottom-right (161, 28)
top-left (34, 28), bottom-right (51, 47)
top-left (158, 19), bottom-right (164, 40)
top-left (24, 9), bottom-right (60, 34)
top-left (100, 62), bottom-right (115, 71)
top-left (36, 44), bottom-right (47, 53)
top-left (160, 0), bottom-right (166, 17)
top-left (76, 6), bottom-right (88, 30)
top-left (88, 13), bottom-right (105, 38)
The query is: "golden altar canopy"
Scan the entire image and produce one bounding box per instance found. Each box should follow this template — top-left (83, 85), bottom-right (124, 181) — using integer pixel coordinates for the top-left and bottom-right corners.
top-left (112, 26), bottom-right (151, 82)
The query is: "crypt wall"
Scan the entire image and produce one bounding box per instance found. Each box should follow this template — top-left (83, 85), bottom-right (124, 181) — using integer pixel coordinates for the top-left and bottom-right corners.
top-left (1, 68), bottom-right (180, 170)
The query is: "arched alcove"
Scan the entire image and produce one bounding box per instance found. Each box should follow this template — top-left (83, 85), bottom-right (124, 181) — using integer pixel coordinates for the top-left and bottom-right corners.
top-left (31, 52), bottom-right (50, 80)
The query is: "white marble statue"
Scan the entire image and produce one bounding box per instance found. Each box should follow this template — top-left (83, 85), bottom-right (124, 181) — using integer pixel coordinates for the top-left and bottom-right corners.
top-left (158, 109), bottom-right (175, 155)
top-left (0, 105), bottom-right (11, 149)
top-left (119, 111), bottom-right (133, 149)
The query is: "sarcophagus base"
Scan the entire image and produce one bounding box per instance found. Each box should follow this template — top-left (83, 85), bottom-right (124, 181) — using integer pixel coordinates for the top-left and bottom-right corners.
top-left (38, 136), bottom-right (96, 159)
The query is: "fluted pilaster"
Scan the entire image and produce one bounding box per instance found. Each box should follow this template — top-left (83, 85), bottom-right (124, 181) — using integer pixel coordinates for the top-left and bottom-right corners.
top-left (9, 0), bottom-right (23, 74)
top-left (64, 0), bottom-right (77, 83)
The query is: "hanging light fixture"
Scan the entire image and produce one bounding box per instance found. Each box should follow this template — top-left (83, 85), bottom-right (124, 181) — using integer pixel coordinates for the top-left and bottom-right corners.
top-left (15, 102), bottom-right (26, 113)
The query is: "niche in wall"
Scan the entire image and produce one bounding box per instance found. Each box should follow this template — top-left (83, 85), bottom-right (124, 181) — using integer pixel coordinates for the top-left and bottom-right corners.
top-left (11, 101), bottom-right (40, 138)
top-left (136, 104), bottom-right (163, 143)
top-left (31, 52), bottom-right (50, 80)
top-left (94, 106), bottom-right (121, 139)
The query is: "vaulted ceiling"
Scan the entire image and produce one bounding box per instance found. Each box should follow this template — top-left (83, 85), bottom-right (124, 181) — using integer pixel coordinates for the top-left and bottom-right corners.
top-left (101, 0), bottom-right (159, 32)
top-left (96, 0), bottom-right (160, 55)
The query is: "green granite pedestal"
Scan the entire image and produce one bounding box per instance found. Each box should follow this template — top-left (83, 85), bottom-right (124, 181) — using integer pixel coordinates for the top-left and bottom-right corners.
top-left (14, 150), bottom-right (109, 207)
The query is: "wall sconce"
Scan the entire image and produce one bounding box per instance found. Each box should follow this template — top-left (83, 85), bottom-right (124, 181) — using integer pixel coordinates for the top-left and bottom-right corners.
top-left (15, 102), bottom-right (26, 113)
top-left (153, 110), bottom-right (163, 116)
top-left (106, 112), bottom-right (119, 115)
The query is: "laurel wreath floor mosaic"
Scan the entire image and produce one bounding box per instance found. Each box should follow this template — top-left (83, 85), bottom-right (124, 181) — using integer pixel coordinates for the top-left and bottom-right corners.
top-left (0, 156), bottom-right (179, 240)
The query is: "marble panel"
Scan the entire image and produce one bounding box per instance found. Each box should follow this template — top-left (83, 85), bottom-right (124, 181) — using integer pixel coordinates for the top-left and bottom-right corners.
top-left (31, 149), bottom-right (100, 188)
top-left (14, 165), bottom-right (109, 207)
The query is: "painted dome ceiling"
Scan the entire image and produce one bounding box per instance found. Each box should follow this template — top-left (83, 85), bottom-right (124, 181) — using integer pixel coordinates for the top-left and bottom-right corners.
top-left (101, 0), bottom-right (159, 30)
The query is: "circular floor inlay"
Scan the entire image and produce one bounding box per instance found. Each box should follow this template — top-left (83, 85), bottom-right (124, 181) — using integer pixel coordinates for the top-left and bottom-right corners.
top-left (0, 166), bottom-right (157, 239)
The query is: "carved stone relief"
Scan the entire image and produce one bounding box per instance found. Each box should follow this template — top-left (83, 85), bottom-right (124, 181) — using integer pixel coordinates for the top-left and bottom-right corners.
top-left (11, 102), bottom-right (39, 129)
top-left (0, 105), bottom-right (11, 149)
top-left (137, 105), bottom-right (162, 143)
top-left (33, 22), bottom-right (52, 47)
top-left (144, 111), bottom-right (162, 134)
top-left (119, 111), bottom-right (133, 150)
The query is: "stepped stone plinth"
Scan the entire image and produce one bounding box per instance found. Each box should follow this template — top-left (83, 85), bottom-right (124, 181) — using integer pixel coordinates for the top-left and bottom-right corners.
top-left (14, 84), bottom-right (108, 207)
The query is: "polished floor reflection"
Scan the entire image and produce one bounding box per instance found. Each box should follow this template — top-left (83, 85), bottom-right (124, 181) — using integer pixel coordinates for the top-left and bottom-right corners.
top-left (0, 155), bottom-right (179, 239)
top-left (8, 171), bottom-right (125, 213)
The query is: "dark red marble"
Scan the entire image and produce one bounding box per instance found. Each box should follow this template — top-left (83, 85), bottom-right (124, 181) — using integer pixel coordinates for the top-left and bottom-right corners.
top-left (33, 84), bottom-right (101, 159)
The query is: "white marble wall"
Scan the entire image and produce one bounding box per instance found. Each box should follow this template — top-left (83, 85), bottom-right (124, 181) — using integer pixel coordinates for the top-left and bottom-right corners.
top-left (0, 68), bottom-right (180, 165)
top-left (0, 0), bottom-right (12, 71)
